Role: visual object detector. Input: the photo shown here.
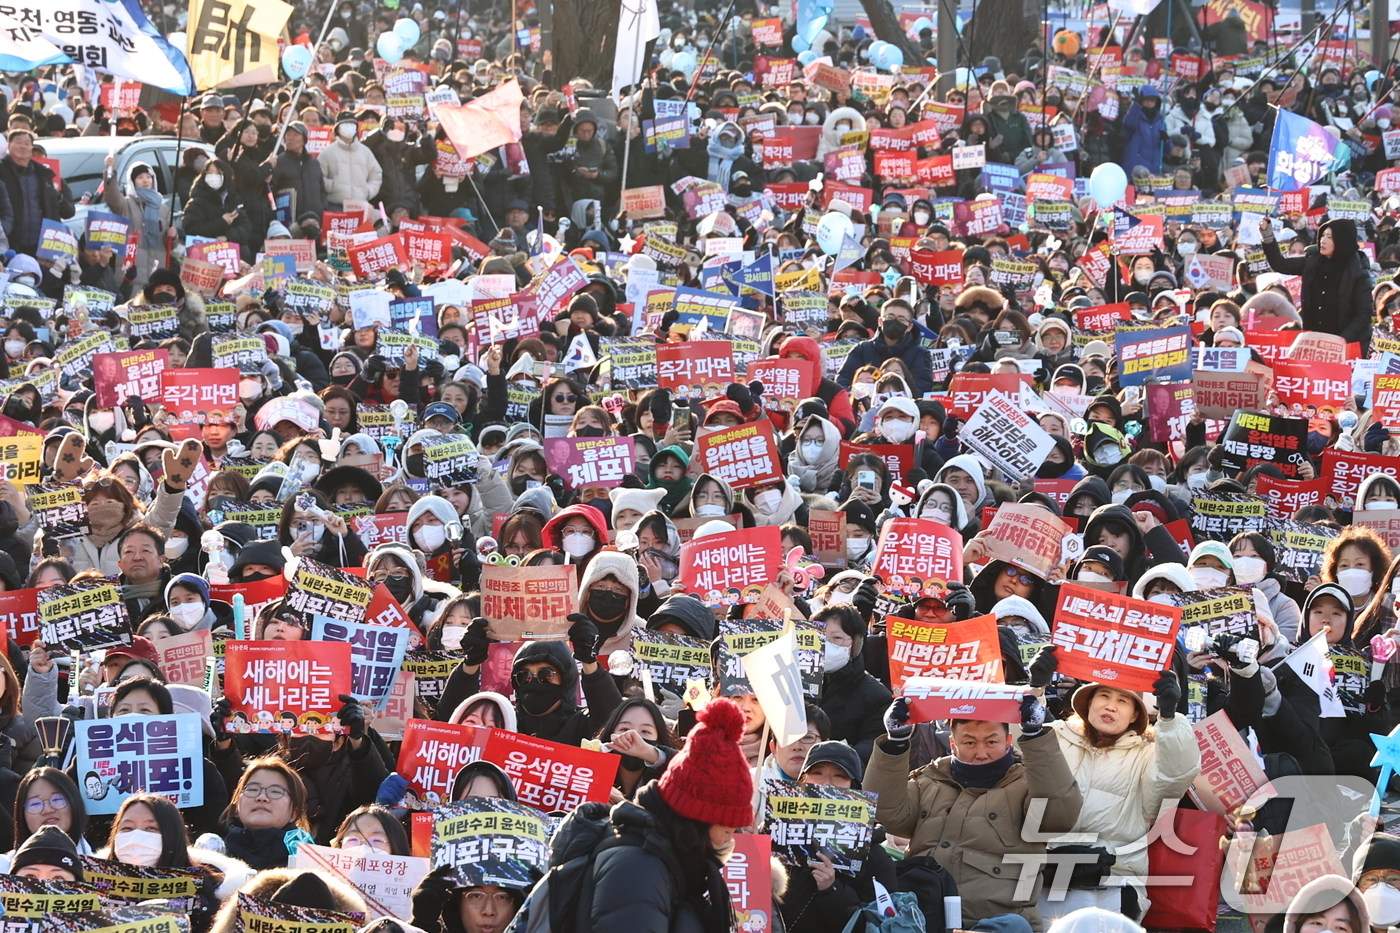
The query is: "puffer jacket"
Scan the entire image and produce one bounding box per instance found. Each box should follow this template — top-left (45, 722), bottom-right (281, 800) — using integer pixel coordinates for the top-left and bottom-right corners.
top-left (270, 147), bottom-right (327, 220)
top-left (865, 731), bottom-right (1083, 930)
top-left (362, 128), bottom-right (435, 216)
top-left (42, 482), bottom-right (184, 575)
top-left (317, 137), bottom-right (384, 208)
top-left (1047, 714), bottom-right (1201, 909)
top-left (818, 656), bottom-right (891, 763)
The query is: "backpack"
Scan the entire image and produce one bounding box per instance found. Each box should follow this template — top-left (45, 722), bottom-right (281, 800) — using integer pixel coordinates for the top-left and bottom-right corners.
top-left (502, 801), bottom-right (636, 933)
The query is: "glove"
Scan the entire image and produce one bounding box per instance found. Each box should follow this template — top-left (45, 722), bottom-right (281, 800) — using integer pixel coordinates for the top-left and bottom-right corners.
top-left (336, 694), bottom-right (366, 740)
top-left (161, 439), bottom-right (204, 490)
top-left (460, 617), bottom-right (490, 666)
top-left (51, 431), bottom-right (93, 482)
top-left (411, 865), bottom-right (458, 926)
top-left (649, 388), bottom-right (672, 430)
top-left (568, 613), bottom-right (600, 664)
top-left (1028, 645), bottom-right (1059, 688)
top-left (363, 355), bottom-right (387, 382)
top-left (1212, 633), bottom-right (1259, 678)
top-left (376, 773), bottom-right (411, 806)
top-left (422, 359), bottom-right (445, 380)
top-left (726, 381), bottom-right (756, 415)
top-left (747, 380), bottom-right (765, 403)
top-left (883, 696), bottom-right (914, 741)
top-left (1020, 694), bottom-right (1048, 737)
top-left (125, 395), bottom-right (148, 429)
top-left (1366, 680), bottom-right (1387, 711)
top-left (545, 474), bottom-right (566, 503)
top-left (1153, 670), bottom-right (1181, 720)
top-left (47, 258), bottom-right (67, 278)
top-left (211, 697), bottom-right (232, 739)
top-left (942, 416), bottom-right (963, 442)
top-left (851, 576), bottom-right (880, 623)
top-left (944, 582), bottom-right (977, 621)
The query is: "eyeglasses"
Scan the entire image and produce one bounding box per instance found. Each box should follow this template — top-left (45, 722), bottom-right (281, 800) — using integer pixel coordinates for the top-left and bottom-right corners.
top-left (463, 891), bottom-right (516, 908)
top-left (24, 794), bottom-right (67, 814)
top-left (370, 568), bottom-right (409, 583)
top-left (1002, 567), bottom-right (1037, 587)
top-left (513, 668), bottom-right (562, 686)
top-left (241, 783), bottom-right (289, 800)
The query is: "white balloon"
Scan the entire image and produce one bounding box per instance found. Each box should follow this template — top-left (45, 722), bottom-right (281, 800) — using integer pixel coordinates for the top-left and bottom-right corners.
top-left (281, 44), bottom-right (313, 80)
top-left (816, 210), bottom-right (854, 255)
top-left (392, 17), bottom-right (421, 47)
top-left (376, 31), bottom-right (403, 64)
top-left (672, 49), bottom-right (697, 75)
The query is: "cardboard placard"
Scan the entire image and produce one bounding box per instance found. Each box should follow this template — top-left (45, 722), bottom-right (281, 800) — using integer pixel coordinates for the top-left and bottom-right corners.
top-left (479, 563), bottom-right (577, 641)
top-left (982, 504), bottom-right (1073, 578)
top-left (222, 640), bottom-right (353, 733)
top-left (901, 677), bottom-right (1033, 723)
top-left (678, 525), bottom-right (784, 607)
top-left (870, 518), bottom-right (963, 596)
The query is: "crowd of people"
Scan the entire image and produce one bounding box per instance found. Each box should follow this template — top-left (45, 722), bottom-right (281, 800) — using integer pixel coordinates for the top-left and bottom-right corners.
top-left (0, 2), bottom-right (1393, 933)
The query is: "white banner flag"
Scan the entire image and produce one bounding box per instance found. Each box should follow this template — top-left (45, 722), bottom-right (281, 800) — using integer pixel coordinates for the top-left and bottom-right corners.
top-left (741, 629), bottom-right (809, 746)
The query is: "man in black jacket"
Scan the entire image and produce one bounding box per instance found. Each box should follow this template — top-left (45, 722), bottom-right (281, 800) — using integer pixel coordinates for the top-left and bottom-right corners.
top-left (271, 122), bottom-right (327, 221)
top-left (0, 130), bottom-right (71, 256)
top-left (835, 297), bottom-right (934, 395)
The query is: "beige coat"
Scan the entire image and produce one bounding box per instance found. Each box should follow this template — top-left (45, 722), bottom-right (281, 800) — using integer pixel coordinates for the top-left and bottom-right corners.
top-left (865, 731), bottom-right (1084, 931)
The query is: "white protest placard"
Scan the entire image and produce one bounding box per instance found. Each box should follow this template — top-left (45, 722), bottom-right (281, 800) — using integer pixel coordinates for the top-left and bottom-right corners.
top-left (952, 144), bottom-right (986, 170)
top-left (292, 843), bottom-right (430, 919)
top-left (961, 394), bottom-right (1056, 480)
top-left (349, 289), bottom-right (393, 329)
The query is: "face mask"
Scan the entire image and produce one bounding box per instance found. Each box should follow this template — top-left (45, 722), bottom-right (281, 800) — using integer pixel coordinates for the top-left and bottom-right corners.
top-left (801, 440), bottom-right (824, 461)
top-left (1178, 242), bottom-right (1197, 255)
top-left (1111, 489), bottom-right (1133, 504)
top-left (1095, 445), bottom-right (1122, 465)
top-left (1077, 571), bottom-right (1111, 583)
top-left (88, 500), bottom-right (126, 527)
top-left (338, 123), bottom-right (357, 140)
top-left (516, 678), bottom-right (566, 716)
top-left (1148, 475), bottom-right (1167, 493)
top-left (1223, 96), bottom-right (1237, 106)
top-left (1338, 567), bottom-right (1373, 597)
top-left (1365, 884), bottom-right (1400, 927)
top-left (1232, 556), bottom-right (1267, 585)
top-left (1187, 472), bottom-right (1209, 489)
top-left (1133, 270), bottom-right (1152, 285)
top-left (754, 489), bottom-right (783, 514)
top-left (1383, 118), bottom-right (1394, 130)
top-left (823, 640), bottom-right (851, 673)
top-left (387, 129), bottom-right (405, 142)
top-left (835, 123), bottom-right (851, 133)
top-left (166, 537), bottom-right (189, 560)
top-left (3, 340), bottom-right (24, 358)
top-left (695, 503), bottom-right (726, 517)
top-left (922, 506), bottom-right (953, 525)
top-left (589, 589), bottom-right (629, 620)
top-left (881, 319), bottom-right (907, 342)
top-left (89, 411), bottom-right (116, 433)
top-left (385, 574), bottom-right (415, 603)
top-left (114, 829), bottom-right (164, 867)
top-left (1188, 565), bottom-right (1229, 589)
top-left (239, 378), bottom-right (261, 400)
top-left (284, 321), bottom-right (304, 336)
top-left (881, 418), bottom-right (914, 443)
top-left (415, 524), bottom-right (447, 551)
top-left (1364, 499), bottom-right (1399, 511)
top-left (846, 538), bottom-right (870, 561)
top-left (914, 211), bottom-right (930, 225)
top-left (441, 624), bottom-right (466, 650)
top-left (409, 454), bottom-right (429, 478)
top-left (205, 174), bottom-right (223, 190)
top-left (563, 532), bottom-right (595, 558)
top-left (1147, 592), bottom-right (1176, 605)
top-left (169, 601), bottom-right (204, 627)
top-left (76, 116), bottom-right (91, 130)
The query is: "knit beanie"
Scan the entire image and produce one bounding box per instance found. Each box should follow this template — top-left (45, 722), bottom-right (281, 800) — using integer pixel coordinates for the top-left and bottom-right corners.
top-left (165, 572), bottom-right (211, 607)
top-left (656, 698), bottom-right (754, 827)
top-left (12, 825), bottom-right (82, 879)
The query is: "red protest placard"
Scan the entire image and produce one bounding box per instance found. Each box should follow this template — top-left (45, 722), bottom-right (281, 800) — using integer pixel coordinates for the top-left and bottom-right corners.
top-left (838, 441), bottom-right (914, 485)
top-left (821, 181), bottom-right (873, 214)
top-left (160, 368), bottom-right (238, 417)
top-left (722, 834), bottom-right (773, 933)
top-left (678, 524), bottom-right (784, 606)
top-left (695, 420), bottom-right (783, 490)
top-left (542, 436), bottom-right (637, 490)
top-left (746, 358), bottom-right (818, 412)
top-left (1051, 584), bottom-right (1181, 691)
top-left (1272, 361), bottom-right (1351, 416)
top-left (264, 238), bottom-right (317, 272)
top-left (402, 230), bottom-right (452, 272)
top-left (908, 248), bottom-right (964, 287)
top-left (947, 373), bottom-right (1031, 419)
top-left (93, 348), bottom-right (168, 408)
top-left (869, 127), bottom-right (916, 152)
top-left (1074, 302), bottom-right (1131, 333)
top-left (982, 504), bottom-right (1073, 577)
top-left (751, 17), bottom-right (784, 45)
top-left (481, 728), bottom-right (620, 811)
top-left (1191, 710), bottom-right (1275, 816)
top-left (766, 183), bottom-right (809, 213)
top-left (223, 640), bottom-right (353, 731)
top-left (100, 82), bottom-right (142, 114)
top-left (803, 61), bottom-right (852, 93)
top-left (1374, 374), bottom-right (1400, 431)
top-left (656, 341), bottom-right (737, 398)
top-left (1322, 448), bottom-right (1400, 511)
top-left (363, 583), bottom-right (423, 643)
top-left (157, 629), bottom-right (214, 685)
top-left (209, 575), bottom-right (288, 624)
top-left (1191, 370), bottom-right (1264, 420)
top-left (887, 614), bottom-right (1003, 690)
top-left (397, 719), bottom-right (491, 801)
top-left (348, 234), bottom-right (408, 278)
top-left (871, 517), bottom-right (963, 596)
top-left (901, 677), bottom-right (1033, 724)
top-left (1286, 331), bottom-right (1347, 363)
top-left (874, 150), bottom-right (915, 181)
top-left (1162, 518), bottom-right (1194, 563)
top-left (1115, 213), bottom-right (1165, 255)
top-left (0, 588), bottom-right (33, 646)
top-left (1256, 474), bottom-right (1331, 520)
top-left (1242, 329), bottom-right (1299, 363)
top-left (915, 155), bottom-right (954, 187)
top-left (1024, 173), bottom-right (1074, 202)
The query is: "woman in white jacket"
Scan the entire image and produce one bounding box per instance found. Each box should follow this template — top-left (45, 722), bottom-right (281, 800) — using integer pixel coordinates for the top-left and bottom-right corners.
top-left (1033, 653), bottom-right (1201, 922)
top-left (317, 114), bottom-right (383, 209)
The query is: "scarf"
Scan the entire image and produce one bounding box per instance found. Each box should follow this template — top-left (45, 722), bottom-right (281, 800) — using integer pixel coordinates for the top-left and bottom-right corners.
top-left (132, 186), bottom-right (162, 240)
top-left (707, 136), bottom-right (745, 191)
top-left (224, 824), bottom-right (293, 870)
top-left (648, 475), bottom-right (693, 513)
top-left (949, 745), bottom-right (1015, 789)
top-left (121, 578), bottom-right (164, 609)
top-left (739, 729), bottom-right (763, 767)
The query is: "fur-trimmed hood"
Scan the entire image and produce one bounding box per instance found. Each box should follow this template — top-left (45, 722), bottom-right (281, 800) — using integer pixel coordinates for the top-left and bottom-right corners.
top-left (578, 548), bottom-right (642, 656)
top-left (97, 845), bottom-right (254, 901)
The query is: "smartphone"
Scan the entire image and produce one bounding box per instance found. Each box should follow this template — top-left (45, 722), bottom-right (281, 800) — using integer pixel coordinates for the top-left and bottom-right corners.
top-left (857, 470), bottom-right (877, 490)
top-left (1124, 386), bottom-right (1141, 404)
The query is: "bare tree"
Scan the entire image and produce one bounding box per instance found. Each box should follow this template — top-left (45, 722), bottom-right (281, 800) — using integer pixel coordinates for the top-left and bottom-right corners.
top-left (552, 0), bottom-right (623, 87)
top-left (856, 0), bottom-right (927, 66)
top-left (966, 0), bottom-right (1040, 73)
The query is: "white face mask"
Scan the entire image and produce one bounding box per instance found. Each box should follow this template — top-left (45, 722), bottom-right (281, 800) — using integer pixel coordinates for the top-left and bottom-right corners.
top-left (3, 340), bottom-right (24, 357)
top-left (695, 503), bottom-right (726, 517)
top-left (113, 828), bottom-right (164, 867)
top-left (1382, 118), bottom-right (1394, 130)
top-left (1149, 475), bottom-right (1167, 493)
top-left (914, 211), bottom-right (930, 225)
top-left (338, 123), bottom-right (357, 140)
top-left (441, 625), bottom-right (466, 650)
top-left (339, 843), bottom-right (381, 858)
top-left (846, 538), bottom-right (870, 561)
top-left (1096, 445), bottom-right (1122, 465)
top-left (1178, 242), bottom-right (1197, 255)
top-left (801, 440), bottom-right (824, 461)
top-left (284, 321), bottom-right (304, 336)
top-left (1338, 568), bottom-right (1373, 597)
top-left (823, 639), bottom-right (851, 673)
top-left (1232, 556), bottom-right (1267, 585)
top-left (1363, 499), bottom-right (1399, 511)
top-left (881, 418), bottom-right (914, 443)
top-left (239, 378), bottom-right (262, 400)
top-left (166, 537), bottom-right (189, 560)
top-left (1111, 489), bottom-right (1133, 504)
top-left (89, 411), bottom-right (116, 433)
top-left (1147, 592), bottom-right (1177, 605)
top-left (753, 489), bottom-right (783, 514)
top-left (1077, 571), bottom-right (1111, 583)
top-left (204, 173), bottom-right (224, 190)
top-left (386, 129), bottom-right (406, 142)
top-left (1365, 883), bottom-right (1400, 927)
top-left (75, 116), bottom-right (91, 130)
top-left (1190, 566), bottom-right (1230, 589)
top-left (415, 523), bottom-right (447, 551)
top-left (169, 601), bottom-right (204, 627)
top-left (922, 505), bottom-right (953, 525)
top-left (1134, 270), bottom-right (1152, 285)
top-left (563, 532), bottom-right (595, 558)
top-left (1186, 472), bottom-right (1209, 489)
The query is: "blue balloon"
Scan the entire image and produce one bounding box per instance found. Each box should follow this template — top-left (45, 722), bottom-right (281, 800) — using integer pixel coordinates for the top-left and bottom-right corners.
top-left (393, 17), bottom-right (421, 48)
top-left (376, 31), bottom-right (403, 64)
top-left (791, 31), bottom-right (810, 53)
top-left (1088, 162), bottom-right (1128, 209)
top-left (281, 43), bottom-right (313, 80)
top-left (797, 49), bottom-right (818, 66)
top-left (874, 44), bottom-right (904, 71)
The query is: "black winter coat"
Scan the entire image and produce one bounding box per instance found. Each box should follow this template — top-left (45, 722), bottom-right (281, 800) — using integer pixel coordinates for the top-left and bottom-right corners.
top-left (364, 130), bottom-right (435, 216)
top-left (819, 656), bottom-right (892, 763)
top-left (271, 148), bottom-right (328, 221)
top-left (181, 177), bottom-right (254, 251)
top-left (836, 327), bottom-right (935, 395)
top-left (1262, 235), bottom-right (1373, 354)
top-left (782, 828), bottom-right (898, 933)
top-left (0, 157), bottom-right (69, 255)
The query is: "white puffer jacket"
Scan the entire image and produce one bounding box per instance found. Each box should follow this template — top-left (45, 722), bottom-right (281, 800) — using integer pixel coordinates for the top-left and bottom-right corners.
top-left (316, 138), bottom-right (383, 208)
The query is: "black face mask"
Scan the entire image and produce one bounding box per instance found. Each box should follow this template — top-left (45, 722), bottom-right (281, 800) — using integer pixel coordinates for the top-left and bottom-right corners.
top-left (734, 184), bottom-right (752, 197)
top-left (406, 453), bottom-right (426, 477)
top-left (574, 425), bottom-right (606, 437)
top-left (510, 476), bottom-right (538, 496)
top-left (152, 289), bottom-right (178, 303)
top-left (516, 679), bottom-right (566, 716)
top-left (385, 575), bottom-right (415, 603)
top-left (881, 319), bottom-right (907, 342)
top-left (332, 373), bottom-right (355, 387)
top-left (241, 571), bottom-right (274, 583)
top-left (256, 124), bottom-right (271, 139)
top-left (618, 754), bottom-right (647, 772)
top-left (589, 589), bottom-right (629, 621)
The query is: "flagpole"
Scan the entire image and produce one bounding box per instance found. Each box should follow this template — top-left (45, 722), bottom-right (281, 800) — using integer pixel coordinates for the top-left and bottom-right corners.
top-left (272, 0), bottom-right (342, 157)
top-left (619, 16), bottom-right (648, 196)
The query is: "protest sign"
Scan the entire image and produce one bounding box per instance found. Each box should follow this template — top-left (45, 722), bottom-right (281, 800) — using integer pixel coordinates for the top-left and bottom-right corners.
top-left (870, 518), bottom-right (963, 597)
top-left (30, 484), bottom-right (89, 541)
top-left (1114, 325), bottom-right (1193, 386)
top-left (947, 373), bottom-right (1032, 418)
top-left (78, 857), bottom-right (204, 904)
top-left (901, 677), bottom-right (1033, 723)
top-left (542, 436), bottom-right (636, 491)
top-left (764, 779), bottom-right (878, 874)
top-left (235, 892), bottom-right (363, 933)
top-left (482, 727), bottom-right (620, 810)
top-left (982, 504), bottom-right (1073, 577)
top-left (746, 358), bottom-right (819, 413)
top-left (1256, 474), bottom-right (1331, 519)
top-left (723, 834), bottom-right (773, 933)
top-left (1189, 490), bottom-right (1269, 541)
top-left (838, 442), bottom-right (915, 485)
top-left (397, 719), bottom-right (491, 802)
top-left (402, 650), bottom-right (464, 718)
top-left (694, 420), bottom-right (783, 490)
top-left (423, 433), bottom-right (480, 486)
top-left (1264, 517), bottom-right (1337, 583)
top-left (93, 349), bottom-right (167, 408)
top-left (630, 628), bottom-right (714, 696)
top-left (656, 341), bottom-right (736, 398)
top-left (74, 713), bottom-right (205, 814)
top-left (479, 563), bottom-right (576, 640)
top-left (37, 578), bottom-right (131, 650)
top-left (223, 640), bottom-right (353, 733)
top-left (0, 435), bottom-right (43, 485)
top-left (961, 394), bottom-right (1056, 480)
top-left (0, 877), bottom-right (102, 930)
top-left (1161, 586), bottom-right (1259, 640)
top-left (311, 617), bottom-right (412, 710)
top-left (886, 614), bottom-right (1003, 689)
top-left (1051, 584), bottom-right (1182, 691)
top-left (1192, 370), bottom-right (1266, 419)
top-left (1218, 411), bottom-right (1309, 478)
top-left (1273, 361), bottom-right (1352, 416)
top-left (429, 797), bottom-right (548, 889)
top-left (1323, 448), bottom-right (1400, 511)
top-left (678, 525), bottom-right (783, 606)
top-left (86, 210), bottom-right (131, 258)
top-left (284, 556), bottom-right (374, 624)
top-left (36, 219), bottom-right (77, 264)
top-left (291, 844), bottom-right (430, 920)
top-left (157, 629), bottom-right (214, 685)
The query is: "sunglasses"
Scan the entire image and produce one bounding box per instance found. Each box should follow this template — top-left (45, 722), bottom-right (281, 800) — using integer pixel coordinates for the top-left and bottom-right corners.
top-left (1002, 566), bottom-right (1037, 587)
top-left (553, 393), bottom-right (578, 404)
top-left (513, 668), bottom-right (561, 686)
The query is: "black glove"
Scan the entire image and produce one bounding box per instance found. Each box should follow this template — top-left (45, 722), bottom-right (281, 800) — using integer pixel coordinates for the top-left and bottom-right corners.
top-left (944, 581), bottom-right (977, 621)
top-left (851, 576), bottom-right (880, 623)
top-left (336, 694), bottom-right (366, 740)
top-left (545, 474), bottom-right (566, 503)
top-left (410, 866), bottom-right (458, 929)
top-left (422, 359), bottom-right (445, 380)
top-left (649, 388), bottom-right (672, 429)
top-left (883, 696), bottom-right (914, 741)
top-left (726, 381), bottom-right (756, 415)
top-left (1020, 693), bottom-right (1049, 737)
top-left (1028, 645), bottom-right (1059, 688)
top-left (942, 416), bottom-right (963, 442)
top-left (211, 697), bottom-right (232, 740)
top-left (460, 617), bottom-right (490, 666)
top-left (363, 355), bottom-right (387, 382)
top-left (1153, 670), bottom-right (1181, 720)
top-left (1212, 633), bottom-right (1257, 673)
top-left (568, 613), bottom-right (600, 664)
top-left (125, 396), bottom-right (148, 429)
top-left (1366, 680), bottom-right (1387, 711)
top-left (747, 380), bottom-right (765, 403)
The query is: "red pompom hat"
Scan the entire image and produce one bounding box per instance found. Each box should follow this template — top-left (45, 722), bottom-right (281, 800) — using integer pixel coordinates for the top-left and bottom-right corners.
top-left (657, 697), bottom-right (755, 828)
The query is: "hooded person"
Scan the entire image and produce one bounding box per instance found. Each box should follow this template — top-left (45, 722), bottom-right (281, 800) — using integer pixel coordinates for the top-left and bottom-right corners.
top-left (645, 444), bottom-right (693, 514)
top-left (629, 509), bottom-right (683, 609)
top-left (787, 413), bottom-right (843, 494)
top-left (704, 120), bottom-right (757, 192)
top-left (1353, 833), bottom-right (1400, 929)
top-left (646, 593), bottom-right (719, 642)
top-left (542, 503), bottom-right (611, 570)
top-left (1121, 86), bottom-right (1167, 174)
top-left (743, 479), bottom-right (804, 527)
top-left (1080, 502), bottom-right (1186, 588)
top-left (1282, 875), bottom-right (1370, 933)
top-left (129, 268), bottom-right (205, 341)
top-left (913, 482), bottom-right (971, 531)
top-left (1080, 423), bottom-right (1132, 478)
top-left (1262, 216), bottom-right (1374, 354)
top-left (934, 455), bottom-right (991, 537)
top-left (446, 692), bottom-right (518, 733)
top-left (672, 472), bottom-right (756, 527)
top-left (1063, 475), bottom-right (1112, 523)
top-left (609, 487), bottom-right (668, 533)
top-left (573, 547), bottom-right (644, 664)
top-left (449, 759), bottom-right (518, 801)
top-left (1034, 317), bottom-right (1075, 370)
top-left (1038, 434), bottom-right (1086, 480)
top-left (365, 539), bottom-right (462, 628)
top-left (776, 336), bottom-right (857, 434)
